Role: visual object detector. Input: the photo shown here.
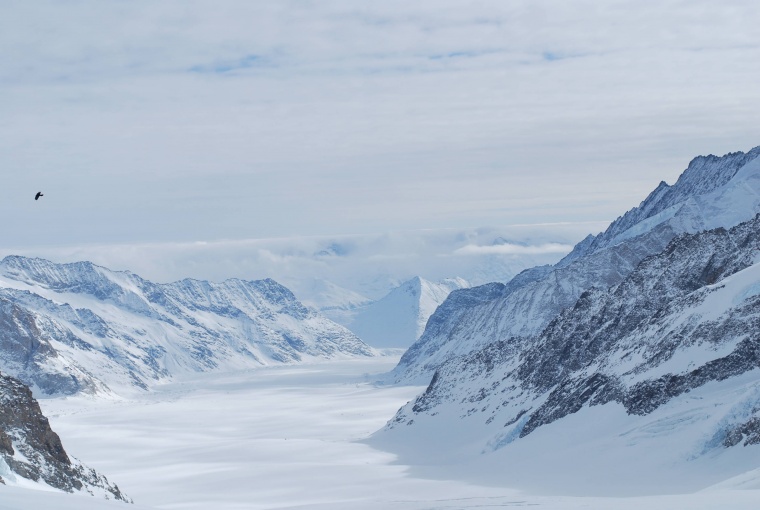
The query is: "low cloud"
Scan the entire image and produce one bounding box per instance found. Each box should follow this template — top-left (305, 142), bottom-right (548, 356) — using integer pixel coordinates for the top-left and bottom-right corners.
top-left (0, 223), bottom-right (602, 301)
top-left (1, 2), bottom-right (758, 250)
top-left (454, 243), bottom-right (573, 256)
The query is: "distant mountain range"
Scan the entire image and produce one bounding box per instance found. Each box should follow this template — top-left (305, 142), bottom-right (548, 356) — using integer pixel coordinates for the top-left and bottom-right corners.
top-left (0, 256), bottom-right (375, 397)
top-left (376, 146), bottom-right (760, 491)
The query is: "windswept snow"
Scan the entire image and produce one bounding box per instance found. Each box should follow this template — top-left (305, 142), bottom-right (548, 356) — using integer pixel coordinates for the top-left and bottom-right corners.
top-left (0, 359), bottom-right (756, 509)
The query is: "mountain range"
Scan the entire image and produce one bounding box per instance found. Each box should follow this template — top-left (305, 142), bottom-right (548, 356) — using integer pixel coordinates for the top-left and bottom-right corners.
top-left (375, 146), bottom-right (760, 492)
top-left (0, 256), bottom-right (375, 397)
top-left (3, 145), bottom-right (760, 499)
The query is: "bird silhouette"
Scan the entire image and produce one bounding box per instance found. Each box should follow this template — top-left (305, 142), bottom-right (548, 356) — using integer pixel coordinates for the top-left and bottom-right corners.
top-left (35, 192), bottom-right (43, 200)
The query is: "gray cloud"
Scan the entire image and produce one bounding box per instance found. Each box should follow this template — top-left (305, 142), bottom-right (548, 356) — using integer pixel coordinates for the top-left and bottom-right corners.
top-left (1, 1), bottom-right (758, 256)
top-left (454, 243), bottom-right (573, 256)
top-left (0, 222), bottom-right (605, 298)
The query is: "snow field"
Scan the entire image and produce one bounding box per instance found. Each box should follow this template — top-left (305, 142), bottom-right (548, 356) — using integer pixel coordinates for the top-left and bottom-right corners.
top-left (0, 357), bottom-right (758, 509)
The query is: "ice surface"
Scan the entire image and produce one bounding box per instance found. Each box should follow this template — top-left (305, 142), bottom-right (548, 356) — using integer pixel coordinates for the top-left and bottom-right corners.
top-left (0, 358), bottom-right (758, 509)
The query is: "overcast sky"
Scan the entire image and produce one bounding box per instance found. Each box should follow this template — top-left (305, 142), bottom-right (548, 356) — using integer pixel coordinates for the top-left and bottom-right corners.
top-left (1, 1), bottom-right (759, 282)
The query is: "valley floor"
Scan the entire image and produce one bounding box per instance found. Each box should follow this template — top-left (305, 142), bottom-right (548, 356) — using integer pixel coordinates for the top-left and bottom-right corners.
top-left (1, 357), bottom-right (758, 509)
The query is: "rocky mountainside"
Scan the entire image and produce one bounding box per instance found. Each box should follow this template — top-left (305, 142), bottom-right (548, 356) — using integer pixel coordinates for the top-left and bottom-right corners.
top-left (375, 147), bottom-right (760, 491)
top-left (0, 256), bottom-right (375, 396)
top-left (0, 371), bottom-right (130, 500)
top-left (392, 146), bottom-right (760, 383)
top-left (387, 214), bottom-right (760, 436)
top-left (348, 277), bottom-right (469, 348)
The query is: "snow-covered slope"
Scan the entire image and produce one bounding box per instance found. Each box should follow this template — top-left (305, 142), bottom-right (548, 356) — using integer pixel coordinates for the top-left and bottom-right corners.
top-left (348, 277), bottom-right (469, 348)
top-left (289, 278), bottom-right (373, 325)
top-left (0, 372), bottom-right (130, 500)
top-left (376, 214), bottom-right (760, 491)
top-left (0, 256), bottom-right (375, 396)
top-left (393, 146), bottom-right (760, 383)
top-left (560, 147), bottom-right (760, 265)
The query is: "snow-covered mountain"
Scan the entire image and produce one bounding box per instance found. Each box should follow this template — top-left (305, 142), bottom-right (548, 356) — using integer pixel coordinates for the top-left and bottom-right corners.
top-left (0, 256), bottom-right (375, 396)
top-left (289, 278), bottom-right (373, 325)
top-left (375, 146), bottom-right (760, 490)
top-left (392, 146), bottom-right (760, 383)
top-left (0, 371), bottom-right (130, 500)
top-left (378, 214), bottom-right (760, 489)
top-left (347, 277), bottom-right (469, 348)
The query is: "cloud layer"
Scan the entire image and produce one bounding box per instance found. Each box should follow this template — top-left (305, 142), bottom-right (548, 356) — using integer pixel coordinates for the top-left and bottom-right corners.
top-left (2, 1), bottom-right (758, 252)
top-left (0, 221), bottom-right (604, 299)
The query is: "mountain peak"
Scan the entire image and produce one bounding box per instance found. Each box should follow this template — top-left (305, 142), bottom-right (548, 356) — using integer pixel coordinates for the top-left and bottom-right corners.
top-left (562, 146), bottom-right (760, 263)
top-left (348, 276), bottom-right (469, 348)
top-left (393, 144), bottom-right (760, 383)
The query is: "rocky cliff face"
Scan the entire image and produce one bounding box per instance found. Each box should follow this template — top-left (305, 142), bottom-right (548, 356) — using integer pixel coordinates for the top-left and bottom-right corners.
top-left (0, 257), bottom-right (375, 396)
top-left (0, 371), bottom-right (130, 500)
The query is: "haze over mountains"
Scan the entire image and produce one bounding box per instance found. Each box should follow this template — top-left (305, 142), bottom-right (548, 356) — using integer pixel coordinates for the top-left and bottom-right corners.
top-left (347, 276), bottom-right (469, 348)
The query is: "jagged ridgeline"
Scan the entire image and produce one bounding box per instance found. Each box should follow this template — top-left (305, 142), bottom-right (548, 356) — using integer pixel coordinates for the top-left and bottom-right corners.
top-left (381, 146), bottom-right (760, 461)
top-left (0, 372), bottom-right (130, 500)
top-left (0, 258), bottom-right (375, 396)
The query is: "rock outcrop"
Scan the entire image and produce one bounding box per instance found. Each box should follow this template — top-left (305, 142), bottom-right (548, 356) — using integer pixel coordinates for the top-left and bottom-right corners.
top-left (0, 371), bottom-right (130, 500)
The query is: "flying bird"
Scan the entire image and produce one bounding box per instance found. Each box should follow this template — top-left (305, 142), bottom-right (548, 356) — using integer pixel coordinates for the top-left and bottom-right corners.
top-left (35, 192), bottom-right (43, 201)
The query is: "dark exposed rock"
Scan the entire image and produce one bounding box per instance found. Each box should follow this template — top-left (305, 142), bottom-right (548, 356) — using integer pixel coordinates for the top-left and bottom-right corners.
top-left (412, 371), bottom-right (441, 413)
top-left (520, 373), bottom-right (624, 437)
top-left (0, 371), bottom-right (131, 500)
top-left (624, 337), bottom-right (760, 416)
top-left (723, 417), bottom-right (760, 447)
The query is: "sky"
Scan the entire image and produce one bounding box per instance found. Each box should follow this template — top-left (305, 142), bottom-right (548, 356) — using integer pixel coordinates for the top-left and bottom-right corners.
top-left (1, 1), bottom-right (759, 284)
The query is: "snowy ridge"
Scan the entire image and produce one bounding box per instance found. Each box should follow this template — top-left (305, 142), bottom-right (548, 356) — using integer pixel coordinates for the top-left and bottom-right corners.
top-left (560, 146), bottom-right (760, 264)
top-left (0, 256), bottom-right (375, 396)
top-left (376, 214), bottom-right (760, 491)
top-left (348, 277), bottom-right (469, 348)
top-left (392, 146), bottom-right (760, 382)
top-left (290, 278), bottom-right (372, 318)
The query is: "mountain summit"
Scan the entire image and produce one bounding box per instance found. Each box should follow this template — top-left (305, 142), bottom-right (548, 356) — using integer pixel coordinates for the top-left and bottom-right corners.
top-left (348, 277), bottom-right (469, 348)
top-left (391, 146), bottom-right (760, 383)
